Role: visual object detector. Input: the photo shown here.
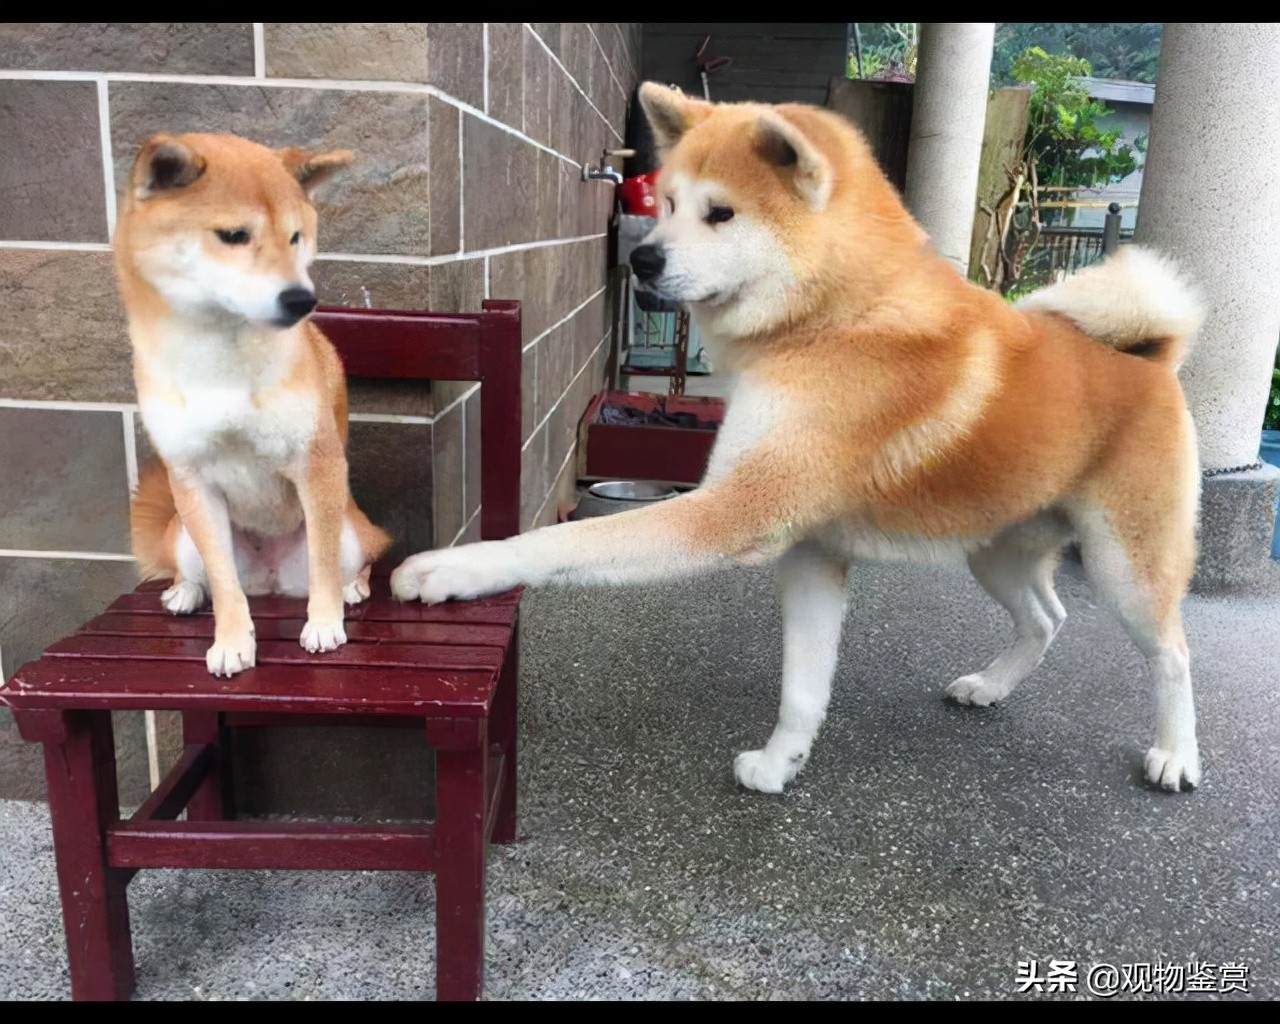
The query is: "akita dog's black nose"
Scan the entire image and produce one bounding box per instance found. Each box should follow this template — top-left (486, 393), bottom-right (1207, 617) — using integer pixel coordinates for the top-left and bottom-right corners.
top-left (630, 244), bottom-right (666, 283)
top-left (277, 287), bottom-right (317, 324)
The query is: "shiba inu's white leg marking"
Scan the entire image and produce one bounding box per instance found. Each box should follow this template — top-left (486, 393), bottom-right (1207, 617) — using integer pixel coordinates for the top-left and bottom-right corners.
top-left (343, 563), bottom-right (373, 605)
top-left (947, 530), bottom-right (1067, 706)
top-left (1073, 504), bottom-right (1200, 791)
top-left (734, 541), bottom-right (849, 793)
top-left (170, 472), bottom-right (257, 678)
top-left (291, 454), bottom-right (352, 655)
top-left (161, 525), bottom-right (209, 614)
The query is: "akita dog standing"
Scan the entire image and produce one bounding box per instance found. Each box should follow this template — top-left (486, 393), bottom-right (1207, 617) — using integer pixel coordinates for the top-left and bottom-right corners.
top-left (392, 83), bottom-right (1206, 794)
top-left (118, 133), bottom-right (390, 677)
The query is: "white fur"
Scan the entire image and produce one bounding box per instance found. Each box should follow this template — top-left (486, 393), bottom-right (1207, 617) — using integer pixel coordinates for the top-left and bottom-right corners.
top-left (1015, 245), bottom-right (1205, 367)
top-left (134, 224), bottom-right (313, 326)
top-left (734, 541), bottom-right (848, 793)
top-left (636, 171), bottom-right (798, 340)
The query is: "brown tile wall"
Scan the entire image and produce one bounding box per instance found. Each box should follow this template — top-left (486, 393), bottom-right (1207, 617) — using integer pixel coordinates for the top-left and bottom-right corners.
top-left (0, 23), bottom-right (639, 809)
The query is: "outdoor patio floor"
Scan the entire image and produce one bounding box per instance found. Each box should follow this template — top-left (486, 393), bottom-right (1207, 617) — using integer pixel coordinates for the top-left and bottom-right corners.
top-left (3, 557), bottom-right (1277, 1000)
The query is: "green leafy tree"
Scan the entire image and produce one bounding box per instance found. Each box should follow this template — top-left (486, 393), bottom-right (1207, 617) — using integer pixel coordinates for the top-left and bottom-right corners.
top-left (992, 23), bottom-right (1162, 85)
top-left (1013, 47), bottom-right (1142, 224)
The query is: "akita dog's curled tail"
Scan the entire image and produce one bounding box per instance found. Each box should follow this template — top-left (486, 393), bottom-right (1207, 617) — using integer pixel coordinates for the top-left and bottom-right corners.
top-left (117, 132), bottom-right (391, 677)
top-left (392, 83), bottom-right (1206, 794)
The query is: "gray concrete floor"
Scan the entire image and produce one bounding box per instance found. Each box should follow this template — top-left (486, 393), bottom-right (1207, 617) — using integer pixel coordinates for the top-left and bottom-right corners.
top-left (2, 558), bottom-right (1277, 1000)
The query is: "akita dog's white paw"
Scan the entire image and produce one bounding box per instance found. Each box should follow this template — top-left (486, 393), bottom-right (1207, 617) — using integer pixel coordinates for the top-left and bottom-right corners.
top-left (734, 748), bottom-right (805, 794)
top-left (342, 576), bottom-right (372, 605)
top-left (160, 580), bottom-right (206, 615)
top-left (206, 634), bottom-right (256, 677)
top-left (390, 542), bottom-right (518, 604)
top-left (1144, 744), bottom-right (1201, 792)
top-left (300, 619), bottom-right (347, 654)
top-left (946, 673), bottom-right (1013, 707)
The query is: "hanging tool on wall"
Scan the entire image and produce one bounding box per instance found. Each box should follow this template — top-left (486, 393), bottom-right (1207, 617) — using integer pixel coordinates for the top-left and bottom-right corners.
top-left (693, 36), bottom-right (731, 101)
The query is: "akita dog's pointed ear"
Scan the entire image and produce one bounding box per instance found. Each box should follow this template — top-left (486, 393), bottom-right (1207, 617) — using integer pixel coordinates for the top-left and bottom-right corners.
top-left (754, 112), bottom-right (833, 210)
top-left (276, 147), bottom-right (354, 196)
top-left (638, 81), bottom-right (713, 153)
top-left (131, 135), bottom-right (206, 200)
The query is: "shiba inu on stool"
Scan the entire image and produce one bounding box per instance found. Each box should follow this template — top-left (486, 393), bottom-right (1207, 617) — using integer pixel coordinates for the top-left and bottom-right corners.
top-left (392, 83), bottom-right (1205, 795)
top-left (117, 133), bottom-right (390, 677)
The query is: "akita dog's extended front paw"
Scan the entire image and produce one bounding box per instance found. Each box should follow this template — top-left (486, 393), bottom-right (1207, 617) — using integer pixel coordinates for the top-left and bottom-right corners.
top-left (734, 748), bottom-right (807, 794)
top-left (206, 632), bottom-right (256, 677)
top-left (1144, 744), bottom-right (1201, 792)
top-left (161, 580), bottom-right (207, 615)
top-left (300, 619), bottom-right (347, 654)
top-left (945, 673), bottom-right (1013, 707)
top-left (390, 542), bottom-right (518, 604)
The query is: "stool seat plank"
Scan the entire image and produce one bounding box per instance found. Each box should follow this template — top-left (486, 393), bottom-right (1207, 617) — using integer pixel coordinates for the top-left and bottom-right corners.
top-left (5, 660), bottom-right (499, 716)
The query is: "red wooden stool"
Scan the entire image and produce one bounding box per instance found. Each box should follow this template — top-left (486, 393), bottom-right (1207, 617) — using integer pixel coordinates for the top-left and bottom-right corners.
top-left (0, 300), bottom-right (523, 1001)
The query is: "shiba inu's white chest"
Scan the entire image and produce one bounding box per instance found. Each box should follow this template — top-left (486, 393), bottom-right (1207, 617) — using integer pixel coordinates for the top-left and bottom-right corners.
top-left (137, 327), bottom-right (319, 535)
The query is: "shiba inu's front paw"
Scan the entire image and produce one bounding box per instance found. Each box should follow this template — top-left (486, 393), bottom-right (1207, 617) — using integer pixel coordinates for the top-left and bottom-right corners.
top-left (161, 580), bottom-right (207, 615)
top-left (390, 542), bottom-right (519, 604)
top-left (206, 633), bottom-right (256, 677)
top-left (733, 748), bottom-right (805, 794)
top-left (1144, 743), bottom-right (1201, 792)
top-left (300, 619), bottom-right (347, 654)
top-left (342, 575), bottom-right (371, 605)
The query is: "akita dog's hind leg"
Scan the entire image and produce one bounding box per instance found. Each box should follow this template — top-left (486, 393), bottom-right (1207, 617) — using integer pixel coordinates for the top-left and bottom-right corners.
top-left (734, 541), bottom-right (851, 794)
top-left (947, 519), bottom-right (1071, 707)
top-left (1071, 496), bottom-right (1200, 792)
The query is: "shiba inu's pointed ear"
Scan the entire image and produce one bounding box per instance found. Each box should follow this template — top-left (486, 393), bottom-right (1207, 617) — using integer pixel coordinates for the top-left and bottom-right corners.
top-left (638, 81), bottom-right (712, 153)
top-left (754, 113), bottom-right (833, 210)
top-left (131, 135), bottom-right (206, 200)
top-left (277, 148), bottom-right (354, 195)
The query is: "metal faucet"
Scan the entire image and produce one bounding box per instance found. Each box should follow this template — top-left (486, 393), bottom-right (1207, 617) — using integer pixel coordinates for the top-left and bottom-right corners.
top-left (581, 147), bottom-right (634, 185)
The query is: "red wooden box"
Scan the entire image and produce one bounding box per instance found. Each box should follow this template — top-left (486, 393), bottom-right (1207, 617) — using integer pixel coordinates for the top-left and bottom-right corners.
top-left (577, 389), bottom-right (725, 487)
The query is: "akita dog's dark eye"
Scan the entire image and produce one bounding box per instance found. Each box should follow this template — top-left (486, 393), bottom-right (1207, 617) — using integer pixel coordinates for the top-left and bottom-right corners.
top-left (706, 206), bottom-right (735, 225)
top-left (215, 228), bottom-right (251, 245)
top-left (290, 231), bottom-right (301, 245)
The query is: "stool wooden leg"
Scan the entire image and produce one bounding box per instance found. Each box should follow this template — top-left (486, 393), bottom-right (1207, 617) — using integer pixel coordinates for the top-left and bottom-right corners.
top-left (434, 731), bottom-right (488, 1001)
top-left (182, 711), bottom-right (232, 820)
top-left (491, 634), bottom-right (518, 845)
top-left (34, 710), bottom-right (136, 1000)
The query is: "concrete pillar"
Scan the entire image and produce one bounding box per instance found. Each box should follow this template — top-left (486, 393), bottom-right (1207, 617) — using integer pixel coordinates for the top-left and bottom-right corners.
top-left (903, 23), bottom-right (995, 275)
top-left (1133, 23), bottom-right (1280, 590)
top-left (1134, 23), bottom-right (1280, 470)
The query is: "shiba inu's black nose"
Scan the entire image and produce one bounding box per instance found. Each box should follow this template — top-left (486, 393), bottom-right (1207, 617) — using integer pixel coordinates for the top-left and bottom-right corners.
top-left (277, 287), bottom-right (317, 324)
top-left (630, 245), bottom-right (666, 283)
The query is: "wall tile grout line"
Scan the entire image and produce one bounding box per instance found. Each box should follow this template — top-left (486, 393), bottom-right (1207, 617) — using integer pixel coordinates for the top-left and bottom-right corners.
top-left (522, 330), bottom-right (610, 453)
top-left (0, 240), bottom-right (113, 252)
top-left (253, 23), bottom-right (266, 78)
top-left (96, 78), bottom-right (117, 239)
top-left (1, 236), bottom-right (607, 268)
top-left (0, 549), bottom-right (136, 561)
top-left (457, 105), bottom-right (466, 253)
top-left (531, 432), bottom-right (581, 530)
top-left (450, 504), bottom-right (482, 548)
top-left (482, 23), bottom-right (491, 115)
top-left (121, 410), bottom-right (139, 493)
top-left (524, 23), bottom-right (624, 143)
top-left (0, 398), bottom-right (138, 413)
top-left (523, 284), bottom-right (609, 354)
top-left (586, 24), bottom-right (627, 101)
top-left (0, 69), bottom-right (594, 169)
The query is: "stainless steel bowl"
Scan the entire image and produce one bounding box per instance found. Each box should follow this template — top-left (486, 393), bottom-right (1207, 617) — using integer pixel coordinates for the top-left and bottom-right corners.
top-left (569, 480), bottom-right (680, 519)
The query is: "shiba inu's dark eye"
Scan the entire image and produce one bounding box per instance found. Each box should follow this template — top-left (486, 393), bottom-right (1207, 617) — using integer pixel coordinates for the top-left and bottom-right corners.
top-left (665, 195), bottom-right (674, 214)
top-left (706, 206), bottom-right (734, 225)
top-left (215, 228), bottom-right (251, 245)
top-left (290, 231), bottom-right (301, 245)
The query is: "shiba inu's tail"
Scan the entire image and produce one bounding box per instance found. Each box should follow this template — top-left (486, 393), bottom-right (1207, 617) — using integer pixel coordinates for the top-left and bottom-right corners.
top-left (1015, 244), bottom-right (1205, 370)
top-left (130, 459), bottom-right (179, 581)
